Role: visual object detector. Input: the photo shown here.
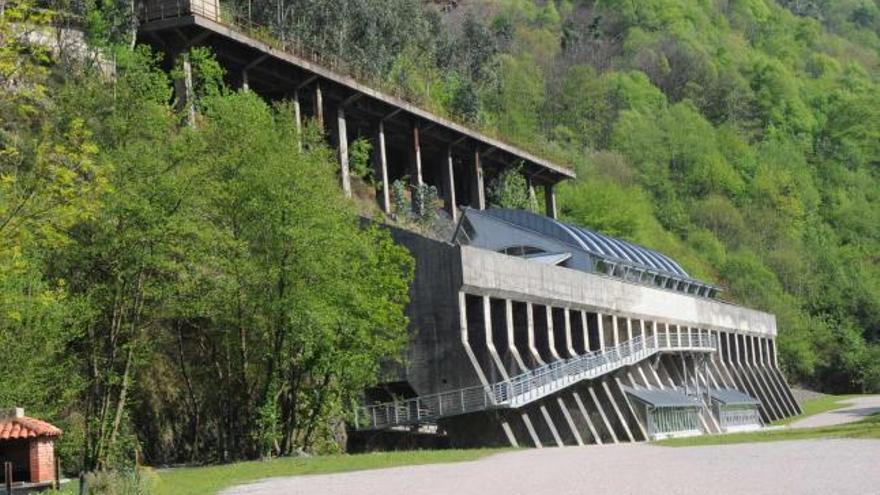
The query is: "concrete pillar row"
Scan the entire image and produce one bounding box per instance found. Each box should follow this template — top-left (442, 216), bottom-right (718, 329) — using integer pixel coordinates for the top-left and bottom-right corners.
top-left (753, 335), bottom-right (790, 418)
top-left (746, 335), bottom-right (784, 420)
top-left (732, 331), bottom-right (771, 422)
top-left (759, 337), bottom-right (797, 417)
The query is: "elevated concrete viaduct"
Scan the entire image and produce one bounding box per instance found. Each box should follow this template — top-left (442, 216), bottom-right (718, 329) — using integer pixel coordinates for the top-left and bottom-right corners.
top-left (137, 0), bottom-right (573, 221)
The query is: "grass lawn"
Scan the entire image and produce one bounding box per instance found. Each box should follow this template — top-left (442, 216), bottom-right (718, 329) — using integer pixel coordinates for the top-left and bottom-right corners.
top-left (657, 410), bottom-right (880, 447)
top-left (153, 448), bottom-right (508, 495)
top-left (771, 394), bottom-right (861, 426)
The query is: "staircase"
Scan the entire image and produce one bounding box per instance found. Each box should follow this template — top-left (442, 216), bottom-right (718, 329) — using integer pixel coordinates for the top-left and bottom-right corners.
top-left (354, 332), bottom-right (718, 431)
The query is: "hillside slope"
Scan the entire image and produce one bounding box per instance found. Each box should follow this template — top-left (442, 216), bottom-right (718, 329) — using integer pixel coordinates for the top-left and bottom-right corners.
top-left (233, 0), bottom-right (880, 391)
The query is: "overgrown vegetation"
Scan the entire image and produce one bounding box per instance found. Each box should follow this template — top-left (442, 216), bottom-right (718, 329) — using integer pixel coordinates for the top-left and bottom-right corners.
top-left (2, 0), bottom-right (880, 483)
top-left (1, 1), bottom-right (412, 474)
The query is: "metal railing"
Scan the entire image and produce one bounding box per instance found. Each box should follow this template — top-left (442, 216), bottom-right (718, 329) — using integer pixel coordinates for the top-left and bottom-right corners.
top-left (719, 408), bottom-right (762, 430)
top-left (353, 330), bottom-right (717, 430)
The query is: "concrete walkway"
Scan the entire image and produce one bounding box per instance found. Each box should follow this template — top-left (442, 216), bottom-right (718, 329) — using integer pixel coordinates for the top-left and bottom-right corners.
top-left (222, 438), bottom-right (880, 495)
top-left (789, 395), bottom-right (880, 429)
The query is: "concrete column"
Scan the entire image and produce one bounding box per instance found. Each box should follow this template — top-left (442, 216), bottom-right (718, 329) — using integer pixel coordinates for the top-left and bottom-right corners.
top-left (375, 121), bottom-right (391, 214)
top-left (556, 397), bottom-right (584, 446)
top-left (546, 306), bottom-right (561, 361)
top-left (181, 52), bottom-right (196, 127)
top-left (527, 177), bottom-right (537, 212)
top-left (564, 309), bottom-right (575, 357)
top-left (337, 105), bottom-right (351, 197)
top-left (626, 318), bottom-right (634, 352)
top-left (458, 291), bottom-right (489, 387)
top-left (544, 184), bottom-right (557, 219)
top-left (292, 90), bottom-right (302, 150)
top-left (483, 295), bottom-right (510, 381)
top-left (241, 69), bottom-right (249, 91)
top-left (505, 300), bottom-right (528, 373)
top-left (411, 122), bottom-right (423, 187)
top-left (472, 150), bottom-right (485, 209)
top-left (539, 405), bottom-right (565, 447)
top-left (572, 391), bottom-right (602, 444)
top-left (443, 146), bottom-right (457, 222)
top-left (612, 316), bottom-right (619, 346)
top-left (314, 82), bottom-right (324, 129)
top-left (526, 302), bottom-right (545, 366)
top-left (581, 312), bottom-right (590, 353)
top-left (602, 380), bottom-right (634, 442)
top-left (652, 321), bottom-right (659, 348)
top-left (615, 377), bottom-right (648, 440)
top-left (520, 412), bottom-right (543, 448)
top-left (596, 312), bottom-right (605, 350)
top-left (588, 385), bottom-right (618, 443)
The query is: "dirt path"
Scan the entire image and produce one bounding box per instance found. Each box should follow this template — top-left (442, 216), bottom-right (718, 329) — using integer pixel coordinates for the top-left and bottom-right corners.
top-left (221, 438), bottom-right (880, 495)
top-left (789, 395), bottom-right (880, 429)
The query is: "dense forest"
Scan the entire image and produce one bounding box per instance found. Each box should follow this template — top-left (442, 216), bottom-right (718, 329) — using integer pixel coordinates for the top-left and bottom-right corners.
top-left (1, 0), bottom-right (879, 478)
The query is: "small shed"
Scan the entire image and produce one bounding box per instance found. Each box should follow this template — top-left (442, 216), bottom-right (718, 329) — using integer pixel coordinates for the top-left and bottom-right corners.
top-left (0, 408), bottom-right (61, 491)
top-left (709, 389), bottom-right (762, 432)
top-left (624, 388), bottom-right (704, 440)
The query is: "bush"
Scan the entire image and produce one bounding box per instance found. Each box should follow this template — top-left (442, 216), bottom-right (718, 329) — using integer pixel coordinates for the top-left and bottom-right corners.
top-left (81, 468), bottom-right (159, 495)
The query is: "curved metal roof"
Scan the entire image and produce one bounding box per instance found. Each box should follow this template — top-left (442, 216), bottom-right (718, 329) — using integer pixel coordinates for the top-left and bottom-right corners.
top-left (480, 208), bottom-right (689, 278)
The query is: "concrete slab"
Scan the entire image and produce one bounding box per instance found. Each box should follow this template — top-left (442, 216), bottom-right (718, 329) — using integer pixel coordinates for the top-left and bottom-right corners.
top-left (221, 438), bottom-right (880, 495)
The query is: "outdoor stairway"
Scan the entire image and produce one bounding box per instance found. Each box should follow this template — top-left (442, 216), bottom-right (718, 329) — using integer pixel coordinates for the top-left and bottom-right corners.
top-left (354, 332), bottom-right (718, 430)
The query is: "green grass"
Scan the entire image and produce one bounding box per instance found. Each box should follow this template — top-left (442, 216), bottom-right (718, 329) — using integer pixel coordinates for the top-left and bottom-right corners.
top-left (657, 410), bottom-right (880, 447)
top-left (153, 448), bottom-right (508, 495)
top-left (771, 394), bottom-right (861, 426)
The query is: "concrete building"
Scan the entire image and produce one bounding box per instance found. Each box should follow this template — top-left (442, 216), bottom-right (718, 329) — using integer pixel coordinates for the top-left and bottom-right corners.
top-left (136, 0), bottom-right (800, 450)
top-left (352, 209), bottom-right (799, 447)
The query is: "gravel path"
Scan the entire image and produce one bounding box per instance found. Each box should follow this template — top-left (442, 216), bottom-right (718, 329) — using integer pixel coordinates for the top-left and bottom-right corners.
top-left (222, 438), bottom-right (880, 495)
top-left (789, 395), bottom-right (880, 429)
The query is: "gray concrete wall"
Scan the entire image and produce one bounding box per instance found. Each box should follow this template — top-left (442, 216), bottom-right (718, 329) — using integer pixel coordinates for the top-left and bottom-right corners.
top-left (389, 229), bottom-right (476, 396)
top-left (459, 246), bottom-right (777, 337)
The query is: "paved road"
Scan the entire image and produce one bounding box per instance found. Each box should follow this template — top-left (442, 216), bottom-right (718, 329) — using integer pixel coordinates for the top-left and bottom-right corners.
top-left (789, 395), bottom-right (880, 429)
top-left (222, 438), bottom-right (880, 495)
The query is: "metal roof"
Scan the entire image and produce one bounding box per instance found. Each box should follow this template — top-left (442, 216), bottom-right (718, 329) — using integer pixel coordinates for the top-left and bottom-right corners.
top-left (624, 387), bottom-right (701, 409)
top-left (709, 389), bottom-right (761, 406)
top-left (480, 208), bottom-right (689, 278)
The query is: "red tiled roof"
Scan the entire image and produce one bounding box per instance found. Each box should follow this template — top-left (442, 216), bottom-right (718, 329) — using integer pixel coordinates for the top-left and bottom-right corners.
top-left (0, 417), bottom-right (62, 441)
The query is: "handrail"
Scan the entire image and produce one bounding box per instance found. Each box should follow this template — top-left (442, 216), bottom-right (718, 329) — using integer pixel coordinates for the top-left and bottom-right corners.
top-left (353, 331), bottom-right (717, 430)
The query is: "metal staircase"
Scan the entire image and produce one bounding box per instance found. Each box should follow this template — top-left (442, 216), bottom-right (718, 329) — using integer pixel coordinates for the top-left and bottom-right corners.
top-left (354, 332), bottom-right (718, 431)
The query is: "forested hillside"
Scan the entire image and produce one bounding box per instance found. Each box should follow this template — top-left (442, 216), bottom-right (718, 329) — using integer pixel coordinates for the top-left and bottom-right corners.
top-left (1, 0), bottom-right (878, 476)
top-left (236, 0), bottom-right (880, 393)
